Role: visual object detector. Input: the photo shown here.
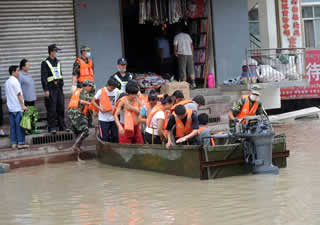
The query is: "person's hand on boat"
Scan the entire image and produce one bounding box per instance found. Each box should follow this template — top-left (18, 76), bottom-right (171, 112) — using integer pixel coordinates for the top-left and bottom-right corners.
top-left (176, 137), bottom-right (187, 144)
top-left (233, 118), bottom-right (239, 123)
top-left (166, 141), bottom-right (172, 149)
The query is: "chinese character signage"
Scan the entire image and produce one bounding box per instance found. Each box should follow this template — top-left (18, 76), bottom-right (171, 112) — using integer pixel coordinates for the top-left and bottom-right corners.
top-left (278, 0), bottom-right (303, 48)
top-left (281, 50), bottom-right (320, 99)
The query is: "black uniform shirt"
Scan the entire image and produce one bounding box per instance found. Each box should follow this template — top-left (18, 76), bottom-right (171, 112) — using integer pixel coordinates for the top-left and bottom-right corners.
top-left (41, 57), bottom-right (64, 91)
top-left (111, 72), bottom-right (133, 90)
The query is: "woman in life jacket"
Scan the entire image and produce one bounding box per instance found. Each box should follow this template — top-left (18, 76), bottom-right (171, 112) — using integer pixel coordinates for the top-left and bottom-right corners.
top-left (138, 90), bottom-right (159, 124)
top-left (145, 95), bottom-right (174, 145)
top-left (114, 80), bottom-right (144, 144)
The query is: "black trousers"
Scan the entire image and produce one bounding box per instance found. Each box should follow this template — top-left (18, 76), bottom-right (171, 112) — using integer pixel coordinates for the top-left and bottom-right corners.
top-left (145, 132), bottom-right (162, 144)
top-left (45, 86), bottom-right (65, 131)
top-left (99, 121), bottom-right (118, 143)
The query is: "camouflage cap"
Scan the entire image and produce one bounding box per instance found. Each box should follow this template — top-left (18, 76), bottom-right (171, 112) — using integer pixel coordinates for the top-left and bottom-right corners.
top-left (82, 80), bottom-right (95, 87)
top-left (250, 84), bottom-right (262, 95)
top-left (80, 45), bottom-right (90, 51)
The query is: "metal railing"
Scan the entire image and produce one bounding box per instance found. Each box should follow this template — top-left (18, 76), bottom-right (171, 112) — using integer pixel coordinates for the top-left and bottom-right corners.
top-left (245, 48), bottom-right (306, 87)
top-left (249, 33), bottom-right (261, 49)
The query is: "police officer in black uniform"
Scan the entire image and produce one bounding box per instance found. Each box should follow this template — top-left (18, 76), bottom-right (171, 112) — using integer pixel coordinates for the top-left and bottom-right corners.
top-left (111, 58), bottom-right (133, 93)
top-left (41, 44), bottom-right (66, 134)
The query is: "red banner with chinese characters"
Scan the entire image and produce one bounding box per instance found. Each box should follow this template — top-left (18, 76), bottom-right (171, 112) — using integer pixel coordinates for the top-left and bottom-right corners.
top-left (281, 49), bottom-right (320, 99)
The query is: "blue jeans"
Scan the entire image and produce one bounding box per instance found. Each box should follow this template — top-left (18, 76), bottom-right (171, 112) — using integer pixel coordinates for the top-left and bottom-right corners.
top-left (99, 121), bottom-right (118, 143)
top-left (9, 112), bottom-right (25, 145)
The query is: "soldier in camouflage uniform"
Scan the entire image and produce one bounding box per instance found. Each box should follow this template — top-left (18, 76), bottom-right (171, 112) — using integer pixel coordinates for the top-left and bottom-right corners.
top-left (228, 84), bottom-right (264, 128)
top-left (67, 80), bottom-right (95, 153)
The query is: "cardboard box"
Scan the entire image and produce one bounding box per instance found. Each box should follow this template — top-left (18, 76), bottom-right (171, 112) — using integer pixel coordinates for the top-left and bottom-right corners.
top-left (160, 81), bottom-right (190, 99)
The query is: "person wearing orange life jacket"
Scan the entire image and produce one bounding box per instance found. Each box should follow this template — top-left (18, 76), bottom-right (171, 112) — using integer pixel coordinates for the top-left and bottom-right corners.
top-left (170, 90), bottom-right (192, 112)
top-left (72, 46), bottom-right (94, 92)
top-left (67, 80), bottom-right (94, 153)
top-left (228, 84), bottom-right (264, 127)
top-left (197, 113), bottom-right (215, 147)
top-left (138, 90), bottom-right (159, 124)
top-left (145, 96), bottom-right (175, 144)
top-left (114, 81), bottom-right (144, 144)
top-left (91, 78), bottom-right (120, 143)
top-left (166, 105), bottom-right (200, 149)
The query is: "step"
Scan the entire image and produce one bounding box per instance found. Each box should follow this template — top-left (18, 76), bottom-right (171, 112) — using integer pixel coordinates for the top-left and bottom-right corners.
top-left (269, 107), bottom-right (320, 123)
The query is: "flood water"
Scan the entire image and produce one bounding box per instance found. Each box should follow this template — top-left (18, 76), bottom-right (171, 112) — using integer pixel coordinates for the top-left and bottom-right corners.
top-left (0, 120), bottom-right (320, 225)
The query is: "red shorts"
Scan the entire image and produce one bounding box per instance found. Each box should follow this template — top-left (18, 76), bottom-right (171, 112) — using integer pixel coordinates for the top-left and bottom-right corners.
top-left (118, 124), bottom-right (144, 144)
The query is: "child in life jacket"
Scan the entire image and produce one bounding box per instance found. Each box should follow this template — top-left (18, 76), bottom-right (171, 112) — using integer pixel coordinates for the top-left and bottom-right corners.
top-left (114, 81), bottom-right (144, 144)
top-left (91, 78), bottom-right (120, 143)
top-left (198, 113), bottom-right (215, 147)
top-left (145, 95), bottom-right (174, 144)
top-left (138, 90), bottom-right (159, 124)
top-left (166, 105), bottom-right (200, 149)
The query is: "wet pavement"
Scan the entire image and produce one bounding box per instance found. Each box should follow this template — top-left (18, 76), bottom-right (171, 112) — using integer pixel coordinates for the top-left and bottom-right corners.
top-left (0, 120), bottom-right (319, 225)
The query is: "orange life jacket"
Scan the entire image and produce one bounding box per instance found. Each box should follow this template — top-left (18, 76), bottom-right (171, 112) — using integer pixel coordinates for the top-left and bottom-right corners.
top-left (91, 87), bottom-right (113, 113)
top-left (138, 93), bottom-right (148, 107)
top-left (198, 126), bottom-right (215, 146)
top-left (76, 57), bottom-right (94, 83)
top-left (170, 99), bottom-right (193, 112)
top-left (236, 95), bottom-right (259, 120)
top-left (68, 88), bottom-right (89, 115)
top-left (173, 108), bottom-right (193, 138)
top-left (114, 96), bottom-right (139, 132)
top-left (146, 104), bottom-right (168, 137)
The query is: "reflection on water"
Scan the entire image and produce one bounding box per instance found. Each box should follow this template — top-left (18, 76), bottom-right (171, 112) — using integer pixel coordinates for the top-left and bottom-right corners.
top-left (1, 120), bottom-right (320, 225)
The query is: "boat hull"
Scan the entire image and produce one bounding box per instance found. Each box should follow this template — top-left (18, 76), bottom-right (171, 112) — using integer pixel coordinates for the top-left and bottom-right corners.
top-left (96, 134), bottom-right (288, 179)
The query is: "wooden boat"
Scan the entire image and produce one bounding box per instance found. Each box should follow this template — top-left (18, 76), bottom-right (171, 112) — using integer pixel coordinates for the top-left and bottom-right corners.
top-left (96, 134), bottom-right (289, 179)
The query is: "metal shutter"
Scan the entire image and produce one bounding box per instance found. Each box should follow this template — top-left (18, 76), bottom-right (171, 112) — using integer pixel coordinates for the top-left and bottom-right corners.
top-left (0, 0), bottom-right (76, 96)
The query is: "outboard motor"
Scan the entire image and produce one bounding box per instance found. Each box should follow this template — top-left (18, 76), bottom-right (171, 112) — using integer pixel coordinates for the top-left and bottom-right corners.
top-left (231, 115), bottom-right (279, 174)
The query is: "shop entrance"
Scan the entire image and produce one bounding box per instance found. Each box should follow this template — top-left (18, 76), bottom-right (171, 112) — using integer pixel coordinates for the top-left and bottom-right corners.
top-left (121, 0), bottom-right (210, 88)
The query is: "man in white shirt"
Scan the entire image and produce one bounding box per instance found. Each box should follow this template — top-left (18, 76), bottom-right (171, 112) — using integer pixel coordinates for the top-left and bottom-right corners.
top-left (174, 25), bottom-right (196, 89)
top-left (92, 78), bottom-right (120, 143)
top-left (5, 66), bottom-right (29, 149)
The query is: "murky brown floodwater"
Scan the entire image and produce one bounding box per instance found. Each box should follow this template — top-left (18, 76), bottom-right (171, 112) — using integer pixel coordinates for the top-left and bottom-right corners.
top-left (1, 120), bottom-right (320, 225)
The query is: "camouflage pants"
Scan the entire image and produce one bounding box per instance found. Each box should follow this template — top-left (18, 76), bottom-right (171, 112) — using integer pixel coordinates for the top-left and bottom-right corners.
top-left (67, 109), bottom-right (89, 136)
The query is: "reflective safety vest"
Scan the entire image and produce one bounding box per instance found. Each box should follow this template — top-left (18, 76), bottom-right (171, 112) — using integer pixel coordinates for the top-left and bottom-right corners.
top-left (236, 95), bottom-right (259, 120)
top-left (198, 126), bottom-right (215, 146)
top-left (68, 88), bottom-right (89, 115)
top-left (114, 74), bottom-right (132, 93)
top-left (45, 60), bottom-right (62, 82)
top-left (170, 99), bottom-right (193, 112)
top-left (76, 57), bottom-right (94, 83)
top-left (146, 104), bottom-right (168, 137)
top-left (90, 88), bottom-right (113, 113)
top-left (173, 108), bottom-right (193, 138)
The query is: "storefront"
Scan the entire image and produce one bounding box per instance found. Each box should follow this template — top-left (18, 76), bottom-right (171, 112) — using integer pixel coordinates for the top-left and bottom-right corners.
top-left (0, 0), bottom-right (250, 96)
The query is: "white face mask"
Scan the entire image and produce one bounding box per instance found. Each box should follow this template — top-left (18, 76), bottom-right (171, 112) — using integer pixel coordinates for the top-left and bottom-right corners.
top-left (86, 52), bottom-right (91, 58)
top-left (117, 67), bottom-right (126, 73)
top-left (250, 95), bottom-right (258, 101)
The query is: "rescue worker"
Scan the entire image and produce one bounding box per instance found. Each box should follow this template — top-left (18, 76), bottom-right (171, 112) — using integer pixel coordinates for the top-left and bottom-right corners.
top-left (41, 44), bottom-right (66, 134)
top-left (114, 81), bottom-right (144, 144)
top-left (166, 105), bottom-right (199, 149)
top-left (198, 113), bottom-right (215, 147)
top-left (67, 80), bottom-right (94, 153)
top-left (228, 84), bottom-right (264, 127)
top-left (145, 95), bottom-right (174, 144)
top-left (72, 45), bottom-right (94, 91)
top-left (111, 58), bottom-right (133, 93)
